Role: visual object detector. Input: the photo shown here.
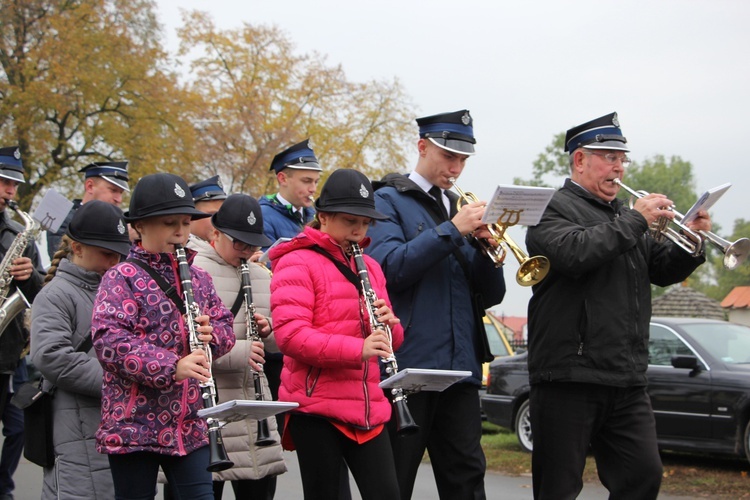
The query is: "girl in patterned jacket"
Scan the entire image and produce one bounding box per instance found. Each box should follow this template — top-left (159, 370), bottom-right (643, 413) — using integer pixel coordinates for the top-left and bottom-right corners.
top-left (269, 168), bottom-right (403, 500)
top-left (91, 173), bottom-right (236, 500)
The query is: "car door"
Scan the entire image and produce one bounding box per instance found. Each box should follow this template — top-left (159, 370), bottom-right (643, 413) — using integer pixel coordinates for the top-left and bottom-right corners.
top-left (647, 324), bottom-right (713, 441)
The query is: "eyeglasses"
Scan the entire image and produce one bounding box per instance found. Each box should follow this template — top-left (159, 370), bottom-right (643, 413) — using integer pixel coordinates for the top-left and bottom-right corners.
top-left (224, 233), bottom-right (258, 253)
top-left (584, 151), bottom-right (632, 167)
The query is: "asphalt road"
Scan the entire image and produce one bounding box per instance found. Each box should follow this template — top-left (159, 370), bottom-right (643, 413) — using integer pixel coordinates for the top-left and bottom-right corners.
top-left (6, 442), bottom-right (689, 499)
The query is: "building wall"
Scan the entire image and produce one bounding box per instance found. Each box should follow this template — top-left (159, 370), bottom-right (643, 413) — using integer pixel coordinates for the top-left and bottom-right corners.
top-left (728, 309), bottom-right (750, 327)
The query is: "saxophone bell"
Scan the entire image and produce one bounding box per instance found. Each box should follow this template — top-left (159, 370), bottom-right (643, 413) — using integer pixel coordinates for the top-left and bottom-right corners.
top-left (0, 200), bottom-right (40, 337)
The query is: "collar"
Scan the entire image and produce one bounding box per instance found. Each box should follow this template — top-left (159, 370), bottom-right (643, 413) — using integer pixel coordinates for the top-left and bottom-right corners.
top-left (408, 170), bottom-right (435, 195)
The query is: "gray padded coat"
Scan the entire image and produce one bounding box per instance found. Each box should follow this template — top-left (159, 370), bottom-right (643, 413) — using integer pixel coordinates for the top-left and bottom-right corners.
top-left (30, 258), bottom-right (114, 500)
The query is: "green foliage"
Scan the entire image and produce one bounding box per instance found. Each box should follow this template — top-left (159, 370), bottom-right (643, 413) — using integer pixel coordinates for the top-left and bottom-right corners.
top-left (513, 132), bottom-right (567, 187)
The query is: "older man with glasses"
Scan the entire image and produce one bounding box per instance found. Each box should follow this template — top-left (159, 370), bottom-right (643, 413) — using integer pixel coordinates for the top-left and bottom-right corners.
top-left (525, 112), bottom-right (712, 500)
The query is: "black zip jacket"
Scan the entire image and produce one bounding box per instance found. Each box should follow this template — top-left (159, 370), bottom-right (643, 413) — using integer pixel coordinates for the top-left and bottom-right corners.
top-left (525, 179), bottom-right (704, 387)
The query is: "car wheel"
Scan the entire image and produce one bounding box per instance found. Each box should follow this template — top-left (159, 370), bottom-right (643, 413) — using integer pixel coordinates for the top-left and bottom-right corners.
top-left (744, 420), bottom-right (750, 464)
top-left (515, 398), bottom-right (533, 453)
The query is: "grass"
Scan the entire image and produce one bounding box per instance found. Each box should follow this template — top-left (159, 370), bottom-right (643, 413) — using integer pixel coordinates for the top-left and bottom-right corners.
top-left (481, 422), bottom-right (750, 498)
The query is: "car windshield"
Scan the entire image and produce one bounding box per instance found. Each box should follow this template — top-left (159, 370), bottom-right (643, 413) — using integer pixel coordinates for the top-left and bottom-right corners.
top-left (485, 320), bottom-right (511, 357)
top-left (681, 322), bottom-right (750, 364)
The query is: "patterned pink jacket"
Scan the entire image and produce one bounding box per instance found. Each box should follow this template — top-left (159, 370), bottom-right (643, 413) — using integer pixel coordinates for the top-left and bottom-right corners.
top-left (92, 244), bottom-right (235, 456)
top-left (269, 227), bottom-right (404, 429)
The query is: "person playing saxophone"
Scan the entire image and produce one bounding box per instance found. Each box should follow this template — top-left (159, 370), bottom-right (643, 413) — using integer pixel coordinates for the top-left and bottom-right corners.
top-left (0, 146), bottom-right (44, 500)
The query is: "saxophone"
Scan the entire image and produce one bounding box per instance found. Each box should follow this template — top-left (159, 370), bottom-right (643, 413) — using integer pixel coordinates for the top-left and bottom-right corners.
top-left (0, 200), bottom-right (40, 337)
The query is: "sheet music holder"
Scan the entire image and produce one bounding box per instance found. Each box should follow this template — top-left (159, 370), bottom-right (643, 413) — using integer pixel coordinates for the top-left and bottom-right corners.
top-left (379, 368), bottom-right (471, 394)
top-left (482, 184), bottom-right (555, 226)
top-left (681, 182), bottom-right (731, 225)
top-left (198, 400), bottom-right (299, 424)
top-left (259, 237), bottom-right (292, 263)
top-left (32, 189), bottom-right (74, 232)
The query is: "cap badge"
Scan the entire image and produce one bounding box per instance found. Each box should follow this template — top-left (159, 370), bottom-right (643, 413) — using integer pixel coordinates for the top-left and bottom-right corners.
top-left (359, 184), bottom-right (369, 198)
top-left (461, 111), bottom-right (471, 125)
top-left (217, 178), bottom-right (224, 189)
top-left (174, 183), bottom-right (186, 198)
top-left (612, 113), bottom-right (620, 127)
top-left (247, 211), bottom-right (257, 226)
top-left (308, 138), bottom-right (315, 151)
top-left (117, 220), bottom-right (126, 235)
top-left (13, 149), bottom-right (20, 160)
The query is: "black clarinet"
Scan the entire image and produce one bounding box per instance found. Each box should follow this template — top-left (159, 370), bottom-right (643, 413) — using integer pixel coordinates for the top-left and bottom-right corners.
top-left (350, 242), bottom-right (418, 435)
top-left (174, 244), bottom-right (234, 472)
top-left (240, 259), bottom-right (275, 446)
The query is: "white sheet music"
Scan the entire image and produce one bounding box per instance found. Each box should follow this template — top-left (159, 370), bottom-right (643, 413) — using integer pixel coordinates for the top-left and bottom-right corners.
top-left (198, 400), bottom-right (298, 424)
top-left (681, 183), bottom-right (731, 225)
top-left (482, 185), bottom-right (555, 227)
top-left (32, 189), bottom-right (74, 232)
top-left (379, 368), bottom-right (471, 393)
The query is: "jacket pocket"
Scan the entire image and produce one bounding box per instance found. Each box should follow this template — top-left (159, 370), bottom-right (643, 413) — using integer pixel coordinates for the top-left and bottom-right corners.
top-left (305, 367), bottom-right (321, 397)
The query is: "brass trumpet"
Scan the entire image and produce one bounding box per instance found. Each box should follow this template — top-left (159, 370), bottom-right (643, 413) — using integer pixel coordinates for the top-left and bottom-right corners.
top-left (448, 179), bottom-right (550, 286)
top-left (614, 179), bottom-right (750, 270)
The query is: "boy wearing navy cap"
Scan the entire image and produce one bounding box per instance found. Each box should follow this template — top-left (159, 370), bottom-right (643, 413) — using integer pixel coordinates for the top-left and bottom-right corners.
top-left (0, 146), bottom-right (45, 500)
top-left (259, 139), bottom-right (324, 451)
top-left (46, 160), bottom-right (130, 261)
top-left (259, 139), bottom-right (322, 250)
top-left (188, 175), bottom-right (228, 243)
top-left (366, 111), bottom-right (506, 500)
top-left (526, 112), bottom-right (712, 499)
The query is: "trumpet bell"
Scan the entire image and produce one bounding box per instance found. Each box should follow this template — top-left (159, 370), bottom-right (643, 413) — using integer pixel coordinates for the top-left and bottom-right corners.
top-left (720, 237), bottom-right (750, 270)
top-left (518, 256), bottom-right (550, 286)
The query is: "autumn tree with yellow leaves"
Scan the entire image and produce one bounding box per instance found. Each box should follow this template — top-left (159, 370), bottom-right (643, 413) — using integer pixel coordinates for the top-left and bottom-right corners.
top-left (0, 0), bottom-right (194, 209)
top-left (0, 1), bottom-right (416, 211)
top-left (174, 10), bottom-right (415, 197)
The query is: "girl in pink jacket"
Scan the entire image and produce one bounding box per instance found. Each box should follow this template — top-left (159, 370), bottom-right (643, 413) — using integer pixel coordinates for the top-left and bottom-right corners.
top-left (269, 168), bottom-right (403, 500)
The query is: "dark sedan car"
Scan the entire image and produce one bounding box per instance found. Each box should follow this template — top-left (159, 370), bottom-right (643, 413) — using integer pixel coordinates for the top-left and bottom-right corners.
top-left (481, 317), bottom-right (750, 462)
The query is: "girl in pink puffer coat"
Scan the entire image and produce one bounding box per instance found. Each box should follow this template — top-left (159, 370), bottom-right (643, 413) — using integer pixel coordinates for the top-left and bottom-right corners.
top-left (270, 169), bottom-right (404, 500)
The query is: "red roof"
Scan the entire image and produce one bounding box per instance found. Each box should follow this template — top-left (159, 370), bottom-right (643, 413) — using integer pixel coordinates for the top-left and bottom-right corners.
top-left (721, 286), bottom-right (750, 309)
top-left (488, 312), bottom-right (527, 337)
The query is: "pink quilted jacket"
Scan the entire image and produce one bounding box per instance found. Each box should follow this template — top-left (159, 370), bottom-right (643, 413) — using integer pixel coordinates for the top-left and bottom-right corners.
top-left (269, 227), bottom-right (404, 429)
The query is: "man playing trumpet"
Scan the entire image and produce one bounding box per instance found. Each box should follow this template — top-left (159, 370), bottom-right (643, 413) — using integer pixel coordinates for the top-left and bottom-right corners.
top-left (367, 110), bottom-right (507, 500)
top-left (525, 112), bottom-right (712, 500)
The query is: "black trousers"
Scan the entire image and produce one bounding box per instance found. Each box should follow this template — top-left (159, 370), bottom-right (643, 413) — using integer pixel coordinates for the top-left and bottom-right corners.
top-left (389, 382), bottom-right (486, 500)
top-left (530, 382), bottom-right (663, 500)
top-left (288, 414), bottom-right (399, 500)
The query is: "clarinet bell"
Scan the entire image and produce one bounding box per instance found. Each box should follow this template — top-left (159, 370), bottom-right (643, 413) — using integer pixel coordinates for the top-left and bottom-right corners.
top-left (207, 430), bottom-right (234, 472)
top-left (255, 419), bottom-right (276, 446)
top-left (394, 399), bottom-right (419, 436)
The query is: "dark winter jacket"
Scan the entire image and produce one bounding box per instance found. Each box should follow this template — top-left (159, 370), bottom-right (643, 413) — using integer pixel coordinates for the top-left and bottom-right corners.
top-left (525, 179), bottom-right (705, 387)
top-left (0, 209), bottom-right (44, 373)
top-left (366, 173), bottom-right (506, 385)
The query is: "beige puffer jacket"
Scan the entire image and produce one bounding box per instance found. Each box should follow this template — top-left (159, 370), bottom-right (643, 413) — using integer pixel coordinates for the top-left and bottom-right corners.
top-left (190, 237), bottom-right (286, 481)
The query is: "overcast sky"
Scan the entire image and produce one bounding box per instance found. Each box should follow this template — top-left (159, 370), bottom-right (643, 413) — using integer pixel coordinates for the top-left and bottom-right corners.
top-left (156, 0), bottom-right (750, 317)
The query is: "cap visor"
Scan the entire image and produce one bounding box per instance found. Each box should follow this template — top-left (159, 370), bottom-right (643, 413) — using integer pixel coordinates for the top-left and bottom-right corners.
top-left (221, 227), bottom-right (273, 248)
top-left (317, 205), bottom-right (388, 221)
top-left (102, 176), bottom-right (130, 192)
top-left (0, 170), bottom-right (25, 183)
top-left (74, 237), bottom-right (131, 256)
top-left (124, 207), bottom-right (210, 222)
top-left (428, 137), bottom-right (476, 155)
top-left (284, 163), bottom-right (323, 172)
top-left (583, 142), bottom-right (630, 153)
